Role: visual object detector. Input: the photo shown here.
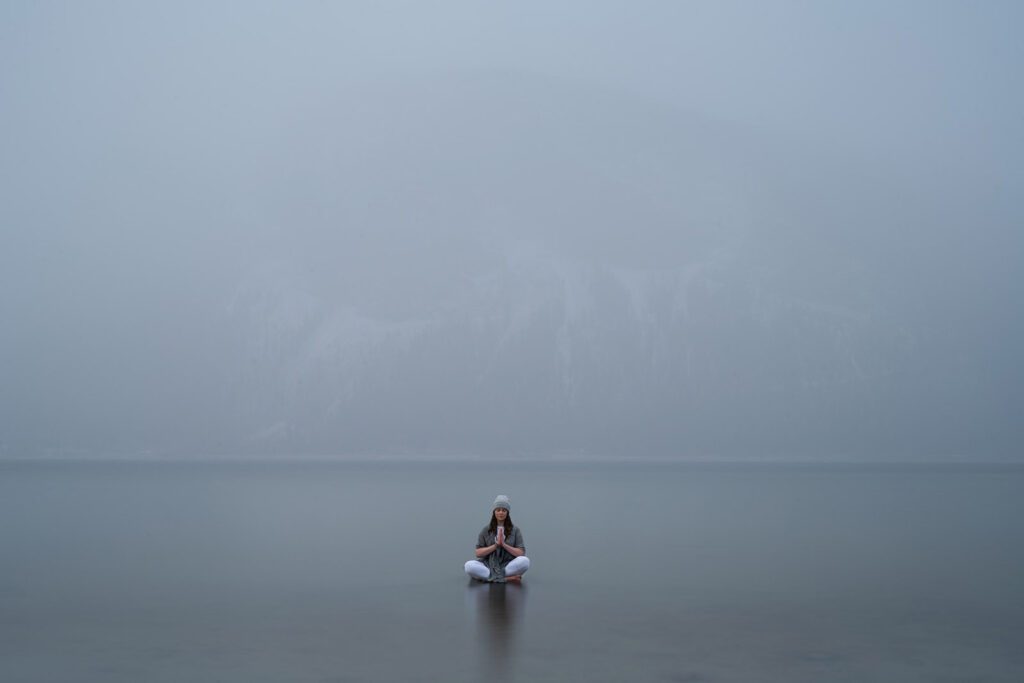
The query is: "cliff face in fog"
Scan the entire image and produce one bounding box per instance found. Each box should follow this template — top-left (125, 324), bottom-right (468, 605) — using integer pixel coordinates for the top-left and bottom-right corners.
top-left (224, 240), bottom-right (917, 457)
top-left (3, 74), bottom-right (1018, 459)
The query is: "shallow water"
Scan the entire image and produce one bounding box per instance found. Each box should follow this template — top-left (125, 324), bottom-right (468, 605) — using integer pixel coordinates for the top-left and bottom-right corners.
top-left (2, 460), bottom-right (1023, 682)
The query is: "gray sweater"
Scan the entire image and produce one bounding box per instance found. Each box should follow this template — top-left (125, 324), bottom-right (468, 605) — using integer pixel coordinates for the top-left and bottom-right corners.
top-left (475, 524), bottom-right (526, 583)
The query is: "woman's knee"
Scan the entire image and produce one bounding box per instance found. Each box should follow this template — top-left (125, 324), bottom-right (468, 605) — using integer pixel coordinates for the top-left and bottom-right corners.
top-left (507, 556), bottom-right (530, 574)
top-left (464, 560), bottom-right (489, 579)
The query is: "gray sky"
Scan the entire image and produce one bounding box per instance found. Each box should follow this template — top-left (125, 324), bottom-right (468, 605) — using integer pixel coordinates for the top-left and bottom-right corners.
top-left (2, 2), bottom-right (1021, 458)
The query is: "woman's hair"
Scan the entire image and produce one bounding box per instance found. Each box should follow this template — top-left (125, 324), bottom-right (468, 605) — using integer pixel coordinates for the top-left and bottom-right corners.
top-left (488, 511), bottom-right (514, 536)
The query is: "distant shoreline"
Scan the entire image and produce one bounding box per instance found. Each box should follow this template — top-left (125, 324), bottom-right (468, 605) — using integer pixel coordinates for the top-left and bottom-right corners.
top-left (2, 454), bottom-right (1022, 469)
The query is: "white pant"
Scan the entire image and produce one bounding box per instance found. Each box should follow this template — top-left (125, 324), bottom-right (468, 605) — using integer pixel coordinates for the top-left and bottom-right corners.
top-left (464, 556), bottom-right (530, 580)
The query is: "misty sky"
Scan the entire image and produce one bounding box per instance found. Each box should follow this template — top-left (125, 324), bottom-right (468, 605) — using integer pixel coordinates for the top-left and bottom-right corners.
top-left (1, 2), bottom-right (1021, 458)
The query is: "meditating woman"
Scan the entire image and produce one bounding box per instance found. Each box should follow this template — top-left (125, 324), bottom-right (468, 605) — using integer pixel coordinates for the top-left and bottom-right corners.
top-left (464, 495), bottom-right (530, 583)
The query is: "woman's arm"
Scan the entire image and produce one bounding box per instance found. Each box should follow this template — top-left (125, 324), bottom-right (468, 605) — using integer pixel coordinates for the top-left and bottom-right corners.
top-left (500, 540), bottom-right (525, 557)
top-left (475, 543), bottom-right (499, 558)
top-left (500, 529), bottom-right (525, 557)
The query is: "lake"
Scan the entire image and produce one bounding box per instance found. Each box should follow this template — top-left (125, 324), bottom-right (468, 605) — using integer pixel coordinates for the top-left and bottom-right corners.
top-left (2, 459), bottom-right (1023, 682)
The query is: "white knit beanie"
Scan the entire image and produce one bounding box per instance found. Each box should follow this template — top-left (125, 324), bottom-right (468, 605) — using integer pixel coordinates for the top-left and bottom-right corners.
top-left (492, 494), bottom-right (511, 512)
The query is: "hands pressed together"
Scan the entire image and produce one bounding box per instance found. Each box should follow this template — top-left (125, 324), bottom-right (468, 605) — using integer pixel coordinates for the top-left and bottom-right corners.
top-left (485, 527), bottom-right (508, 555)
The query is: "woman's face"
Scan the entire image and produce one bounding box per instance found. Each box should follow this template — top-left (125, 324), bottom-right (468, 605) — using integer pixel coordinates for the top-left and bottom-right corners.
top-left (494, 507), bottom-right (508, 523)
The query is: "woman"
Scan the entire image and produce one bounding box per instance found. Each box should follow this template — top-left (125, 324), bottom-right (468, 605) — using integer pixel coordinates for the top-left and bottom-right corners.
top-left (464, 495), bottom-right (530, 583)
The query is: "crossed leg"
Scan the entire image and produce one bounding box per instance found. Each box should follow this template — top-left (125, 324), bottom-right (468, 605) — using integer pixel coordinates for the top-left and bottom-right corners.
top-left (464, 560), bottom-right (490, 581)
top-left (464, 556), bottom-right (531, 582)
top-left (504, 556), bottom-right (530, 581)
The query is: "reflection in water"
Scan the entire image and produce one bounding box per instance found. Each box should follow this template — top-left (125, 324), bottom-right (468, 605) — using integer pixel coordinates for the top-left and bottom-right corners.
top-left (467, 581), bottom-right (527, 679)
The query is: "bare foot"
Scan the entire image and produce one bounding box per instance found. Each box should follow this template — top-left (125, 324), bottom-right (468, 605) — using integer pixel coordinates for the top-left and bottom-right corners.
top-left (506, 575), bottom-right (522, 582)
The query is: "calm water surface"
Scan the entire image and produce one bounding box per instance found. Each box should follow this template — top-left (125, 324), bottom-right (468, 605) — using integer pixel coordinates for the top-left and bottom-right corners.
top-left (2, 460), bottom-right (1023, 682)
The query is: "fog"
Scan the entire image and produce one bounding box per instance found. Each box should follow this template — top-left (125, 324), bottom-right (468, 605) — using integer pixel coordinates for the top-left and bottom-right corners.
top-left (2, 2), bottom-right (1021, 459)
